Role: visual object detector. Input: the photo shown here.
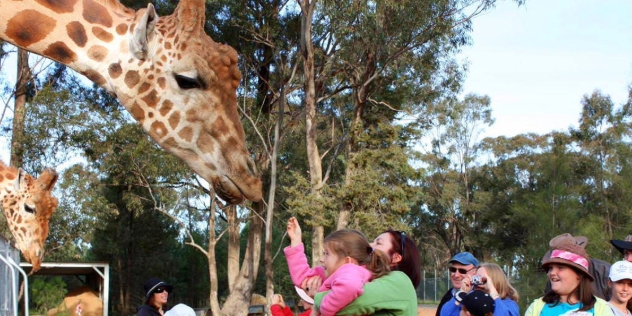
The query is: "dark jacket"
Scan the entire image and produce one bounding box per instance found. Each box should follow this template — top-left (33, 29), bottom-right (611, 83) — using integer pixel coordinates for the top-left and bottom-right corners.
top-left (436, 289), bottom-right (454, 316)
top-left (137, 304), bottom-right (163, 316)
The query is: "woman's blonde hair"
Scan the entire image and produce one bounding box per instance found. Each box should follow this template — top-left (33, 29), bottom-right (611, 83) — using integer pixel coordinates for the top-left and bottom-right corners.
top-left (479, 262), bottom-right (519, 302)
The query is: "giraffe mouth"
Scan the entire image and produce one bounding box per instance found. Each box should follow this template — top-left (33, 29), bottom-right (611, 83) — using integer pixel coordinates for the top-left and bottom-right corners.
top-left (215, 175), bottom-right (246, 204)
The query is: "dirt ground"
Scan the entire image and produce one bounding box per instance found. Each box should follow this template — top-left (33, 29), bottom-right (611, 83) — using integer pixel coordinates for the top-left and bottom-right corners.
top-left (418, 305), bottom-right (437, 316)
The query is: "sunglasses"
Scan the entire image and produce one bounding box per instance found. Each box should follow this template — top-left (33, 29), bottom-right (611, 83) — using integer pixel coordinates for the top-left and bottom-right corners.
top-left (449, 266), bottom-right (476, 274)
top-left (154, 287), bottom-right (169, 294)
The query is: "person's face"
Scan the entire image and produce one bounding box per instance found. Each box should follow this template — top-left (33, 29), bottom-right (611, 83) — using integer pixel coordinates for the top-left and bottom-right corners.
top-left (449, 263), bottom-right (476, 289)
top-left (370, 232), bottom-right (402, 266)
top-left (320, 245), bottom-right (343, 277)
top-left (547, 264), bottom-right (581, 298)
top-left (624, 250), bottom-right (632, 263)
top-left (152, 287), bottom-right (169, 306)
top-left (611, 279), bottom-right (632, 304)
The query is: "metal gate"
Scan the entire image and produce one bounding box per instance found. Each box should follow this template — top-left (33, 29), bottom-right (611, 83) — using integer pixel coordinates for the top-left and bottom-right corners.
top-left (0, 236), bottom-right (21, 316)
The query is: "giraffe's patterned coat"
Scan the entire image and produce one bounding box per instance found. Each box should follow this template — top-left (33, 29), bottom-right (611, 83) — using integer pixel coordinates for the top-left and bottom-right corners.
top-left (0, 162), bottom-right (58, 272)
top-left (0, 0), bottom-right (262, 204)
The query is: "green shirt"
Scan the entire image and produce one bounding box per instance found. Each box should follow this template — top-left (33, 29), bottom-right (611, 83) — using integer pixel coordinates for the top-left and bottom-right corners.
top-left (314, 271), bottom-right (418, 316)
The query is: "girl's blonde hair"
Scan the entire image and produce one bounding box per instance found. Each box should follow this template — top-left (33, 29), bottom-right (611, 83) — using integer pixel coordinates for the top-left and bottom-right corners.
top-left (479, 262), bottom-right (519, 302)
top-left (325, 229), bottom-right (390, 279)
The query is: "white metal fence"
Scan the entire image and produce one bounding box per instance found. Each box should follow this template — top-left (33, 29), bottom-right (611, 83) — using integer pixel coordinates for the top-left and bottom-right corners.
top-left (0, 236), bottom-right (20, 316)
top-left (417, 270), bottom-right (452, 302)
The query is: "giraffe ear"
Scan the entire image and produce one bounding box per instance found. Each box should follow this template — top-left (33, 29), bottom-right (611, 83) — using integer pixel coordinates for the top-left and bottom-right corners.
top-left (38, 168), bottom-right (58, 192)
top-left (15, 168), bottom-right (26, 189)
top-left (130, 3), bottom-right (158, 60)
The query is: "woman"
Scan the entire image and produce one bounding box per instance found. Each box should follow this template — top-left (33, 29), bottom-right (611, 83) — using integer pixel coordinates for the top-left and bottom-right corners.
top-left (308, 229), bottom-right (421, 316)
top-left (442, 263), bottom-right (519, 316)
top-left (137, 277), bottom-right (173, 316)
top-left (524, 236), bottom-right (613, 316)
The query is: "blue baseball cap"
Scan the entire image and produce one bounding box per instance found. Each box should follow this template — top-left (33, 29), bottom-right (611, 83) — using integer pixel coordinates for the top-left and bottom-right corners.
top-left (449, 252), bottom-right (479, 266)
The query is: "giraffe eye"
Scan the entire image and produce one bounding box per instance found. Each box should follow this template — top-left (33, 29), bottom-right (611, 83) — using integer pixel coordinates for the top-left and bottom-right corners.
top-left (24, 205), bottom-right (36, 214)
top-left (175, 74), bottom-right (202, 90)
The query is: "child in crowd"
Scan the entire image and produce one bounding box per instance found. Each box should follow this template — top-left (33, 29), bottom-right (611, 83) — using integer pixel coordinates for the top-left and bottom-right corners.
top-left (284, 217), bottom-right (391, 316)
top-left (608, 260), bottom-right (632, 316)
top-left (456, 290), bottom-right (495, 316)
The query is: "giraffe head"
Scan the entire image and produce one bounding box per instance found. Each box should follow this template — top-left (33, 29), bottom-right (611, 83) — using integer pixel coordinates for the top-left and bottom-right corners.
top-left (1, 166), bottom-right (58, 272)
top-left (0, 0), bottom-right (262, 204)
top-left (112, 0), bottom-right (263, 204)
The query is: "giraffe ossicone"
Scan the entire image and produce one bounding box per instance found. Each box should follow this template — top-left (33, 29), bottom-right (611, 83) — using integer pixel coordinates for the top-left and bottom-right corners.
top-left (0, 162), bottom-right (59, 272)
top-left (0, 0), bottom-right (262, 204)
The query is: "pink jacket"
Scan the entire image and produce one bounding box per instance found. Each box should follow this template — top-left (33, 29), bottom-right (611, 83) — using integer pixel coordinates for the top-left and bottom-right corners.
top-left (284, 243), bottom-right (373, 316)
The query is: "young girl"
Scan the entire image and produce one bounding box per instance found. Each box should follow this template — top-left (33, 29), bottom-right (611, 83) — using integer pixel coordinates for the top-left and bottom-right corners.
top-left (284, 217), bottom-right (391, 316)
top-left (524, 236), bottom-right (613, 316)
top-left (608, 260), bottom-right (632, 316)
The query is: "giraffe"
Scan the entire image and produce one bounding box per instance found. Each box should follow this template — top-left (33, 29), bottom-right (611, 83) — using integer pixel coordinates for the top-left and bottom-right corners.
top-left (0, 161), bottom-right (58, 272)
top-left (0, 0), bottom-right (262, 204)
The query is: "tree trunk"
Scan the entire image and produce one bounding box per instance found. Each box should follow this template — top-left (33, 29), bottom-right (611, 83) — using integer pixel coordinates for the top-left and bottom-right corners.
top-left (298, 0), bottom-right (325, 266)
top-left (227, 205), bottom-right (239, 292)
top-left (208, 197), bottom-right (221, 315)
top-left (221, 202), bottom-right (264, 315)
top-left (10, 48), bottom-right (30, 167)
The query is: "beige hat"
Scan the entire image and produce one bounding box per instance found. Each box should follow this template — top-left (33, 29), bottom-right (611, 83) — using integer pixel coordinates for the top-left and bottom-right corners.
top-left (542, 233), bottom-right (594, 281)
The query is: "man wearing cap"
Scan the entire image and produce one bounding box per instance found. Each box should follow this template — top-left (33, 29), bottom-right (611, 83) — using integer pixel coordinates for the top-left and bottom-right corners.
top-left (138, 277), bottom-right (174, 316)
top-left (436, 252), bottom-right (479, 316)
top-left (608, 260), bottom-right (632, 316)
top-left (611, 234), bottom-right (632, 263)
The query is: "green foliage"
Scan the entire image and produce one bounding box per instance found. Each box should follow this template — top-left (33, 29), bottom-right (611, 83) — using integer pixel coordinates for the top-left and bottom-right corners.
top-left (31, 277), bottom-right (67, 314)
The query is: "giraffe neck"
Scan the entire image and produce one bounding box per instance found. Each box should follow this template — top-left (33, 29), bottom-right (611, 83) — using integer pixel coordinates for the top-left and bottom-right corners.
top-left (0, 162), bottom-right (18, 200)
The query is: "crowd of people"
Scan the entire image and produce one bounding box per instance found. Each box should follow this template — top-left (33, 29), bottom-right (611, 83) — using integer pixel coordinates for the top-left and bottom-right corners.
top-left (135, 222), bottom-right (632, 316)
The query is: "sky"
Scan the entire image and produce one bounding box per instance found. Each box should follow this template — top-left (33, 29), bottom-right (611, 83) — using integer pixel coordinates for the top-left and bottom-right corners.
top-left (460, 0), bottom-right (632, 138)
top-left (1, 0), bottom-right (631, 161)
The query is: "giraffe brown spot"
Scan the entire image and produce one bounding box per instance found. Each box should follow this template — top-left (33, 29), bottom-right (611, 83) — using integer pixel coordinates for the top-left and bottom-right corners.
top-left (6, 11), bottom-right (56, 47)
top-left (108, 63), bottom-right (122, 78)
top-left (150, 121), bottom-right (168, 138)
top-left (163, 137), bottom-right (178, 148)
top-left (159, 100), bottom-right (174, 117)
top-left (44, 42), bottom-right (77, 65)
top-left (92, 27), bottom-right (114, 42)
top-left (141, 90), bottom-right (159, 107)
top-left (124, 71), bottom-right (140, 89)
top-left (82, 70), bottom-right (106, 86)
top-left (165, 42), bottom-right (172, 49)
top-left (0, 175), bottom-right (3, 182)
top-left (87, 45), bottom-right (108, 62)
top-left (66, 21), bottom-right (88, 47)
top-left (148, 75), bottom-right (154, 80)
top-left (178, 127), bottom-right (193, 142)
top-left (161, 55), bottom-right (167, 62)
top-left (116, 23), bottom-right (128, 35)
top-left (82, 0), bottom-right (113, 27)
top-left (35, 0), bottom-right (77, 13)
top-left (157, 77), bottom-right (166, 90)
top-left (168, 112), bottom-right (180, 130)
top-left (138, 83), bottom-right (151, 94)
top-left (214, 116), bottom-right (230, 137)
top-left (197, 132), bottom-right (215, 154)
top-left (129, 101), bottom-right (145, 121)
top-left (205, 163), bottom-right (217, 172)
top-left (148, 112), bottom-right (154, 119)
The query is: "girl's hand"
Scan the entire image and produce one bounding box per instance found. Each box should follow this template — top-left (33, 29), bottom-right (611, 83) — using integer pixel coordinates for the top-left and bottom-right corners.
top-left (273, 294), bottom-right (285, 308)
top-left (302, 276), bottom-right (322, 298)
top-left (287, 217), bottom-right (302, 247)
